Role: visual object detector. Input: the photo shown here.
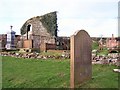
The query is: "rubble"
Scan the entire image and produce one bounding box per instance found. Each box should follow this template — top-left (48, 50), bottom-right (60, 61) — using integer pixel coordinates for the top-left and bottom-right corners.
top-left (0, 51), bottom-right (119, 66)
top-left (92, 53), bottom-right (119, 66)
top-left (0, 51), bottom-right (70, 60)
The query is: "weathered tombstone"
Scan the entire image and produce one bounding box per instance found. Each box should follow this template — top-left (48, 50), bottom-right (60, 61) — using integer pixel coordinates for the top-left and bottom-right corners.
top-left (70, 30), bottom-right (92, 88)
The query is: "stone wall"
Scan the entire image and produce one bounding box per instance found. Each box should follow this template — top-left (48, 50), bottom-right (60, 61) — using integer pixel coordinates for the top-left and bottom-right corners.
top-left (40, 43), bottom-right (56, 52)
top-left (20, 11), bottom-right (58, 50)
top-left (0, 34), bottom-right (7, 49)
top-left (56, 37), bottom-right (70, 50)
top-left (20, 11), bottom-right (57, 37)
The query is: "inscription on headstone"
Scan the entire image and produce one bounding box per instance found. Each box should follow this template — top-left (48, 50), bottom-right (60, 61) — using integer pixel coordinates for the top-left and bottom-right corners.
top-left (70, 30), bottom-right (92, 88)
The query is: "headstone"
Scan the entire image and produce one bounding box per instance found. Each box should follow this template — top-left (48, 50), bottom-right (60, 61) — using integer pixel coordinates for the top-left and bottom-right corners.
top-left (6, 26), bottom-right (16, 50)
top-left (70, 30), bottom-right (92, 88)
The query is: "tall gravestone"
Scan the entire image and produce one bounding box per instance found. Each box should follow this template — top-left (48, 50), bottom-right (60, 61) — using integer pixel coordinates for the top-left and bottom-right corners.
top-left (6, 26), bottom-right (16, 50)
top-left (70, 30), bottom-right (92, 88)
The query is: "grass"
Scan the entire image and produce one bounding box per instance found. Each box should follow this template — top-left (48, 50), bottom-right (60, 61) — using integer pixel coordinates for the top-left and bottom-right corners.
top-left (79, 64), bottom-right (118, 88)
top-left (92, 41), bottom-right (99, 50)
top-left (2, 56), bottom-right (70, 88)
top-left (40, 50), bottom-right (63, 56)
top-left (2, 56), bottom-right (119, 88)
top-left (92, 41), bottom-right (109, 56)
top-left (97, 48), bottom-right (109, 56)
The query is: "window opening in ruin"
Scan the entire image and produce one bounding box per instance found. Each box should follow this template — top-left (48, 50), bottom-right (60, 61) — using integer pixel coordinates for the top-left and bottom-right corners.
top-left (27, 24), bottom-right (32, 40)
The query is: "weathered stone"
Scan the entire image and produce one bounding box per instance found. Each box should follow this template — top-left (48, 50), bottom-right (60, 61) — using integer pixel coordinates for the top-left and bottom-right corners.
top-left (70, 30), bottom-right (92, 88)
top-left (37, 55), bottom-right (42, 59)
top-left (113, 69), bottom-right (120, 73)
top-left (62, 50), bottom-right (70, 58)
top-left (20, 12), bottom-right (57, 51)
top-left (19, 48), bottom-right (26, 53)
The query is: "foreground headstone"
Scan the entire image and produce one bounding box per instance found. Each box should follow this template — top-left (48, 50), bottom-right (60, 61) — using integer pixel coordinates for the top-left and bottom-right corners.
top-left (70, 30), bottom-right (92, 88)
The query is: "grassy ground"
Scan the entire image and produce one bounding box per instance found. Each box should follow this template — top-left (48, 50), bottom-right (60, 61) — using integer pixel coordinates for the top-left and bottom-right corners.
top-left (79, 64), bottom-right (118, 88)
top-left (2, 56), bottom-right (119, 88)
top-left (92, 41), bottom-right (99, 50)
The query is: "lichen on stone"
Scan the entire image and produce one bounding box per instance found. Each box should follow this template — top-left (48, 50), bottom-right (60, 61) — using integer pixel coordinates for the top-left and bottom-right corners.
top-left (20, 11), bottom-right (58, 36)
top-left (40, 11), bottom-right (58, 36)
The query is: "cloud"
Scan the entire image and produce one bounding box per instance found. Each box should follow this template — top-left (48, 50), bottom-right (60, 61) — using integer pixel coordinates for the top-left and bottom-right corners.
top-left (58, 18), bottom-right (117, 37)
top-left (0, 0), bottom-right (118, 37)
top-left (58, 18), bottom-right (97, 36)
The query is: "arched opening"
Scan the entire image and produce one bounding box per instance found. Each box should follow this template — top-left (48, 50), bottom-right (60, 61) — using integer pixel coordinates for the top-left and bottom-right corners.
top-left (26, 24), bottom-right (32, 40)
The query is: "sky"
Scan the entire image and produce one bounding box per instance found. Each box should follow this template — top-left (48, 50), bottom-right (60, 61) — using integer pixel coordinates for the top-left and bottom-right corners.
top-left (0, 0), bottom-right (119, 37)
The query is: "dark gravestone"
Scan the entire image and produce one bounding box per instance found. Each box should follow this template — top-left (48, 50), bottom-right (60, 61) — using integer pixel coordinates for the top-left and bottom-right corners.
top-left (70, 30), bottom-right (92, 88)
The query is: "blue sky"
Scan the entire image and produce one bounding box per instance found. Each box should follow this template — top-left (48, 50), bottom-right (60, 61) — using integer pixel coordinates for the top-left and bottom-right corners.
top-left (0, 0), bottom-right (119, 37)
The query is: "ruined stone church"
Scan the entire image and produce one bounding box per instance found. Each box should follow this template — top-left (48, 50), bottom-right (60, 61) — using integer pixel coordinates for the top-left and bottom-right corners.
top-left (19, 11), bottom-right (58, 52)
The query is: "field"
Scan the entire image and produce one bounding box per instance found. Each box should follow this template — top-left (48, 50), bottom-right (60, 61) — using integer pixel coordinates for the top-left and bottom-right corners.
top-left (2, 56), bottom-right (119, 88)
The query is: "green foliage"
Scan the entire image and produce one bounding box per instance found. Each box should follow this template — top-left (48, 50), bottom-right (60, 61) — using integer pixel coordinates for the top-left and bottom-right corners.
top-left (40, 11), bottom-right (58, 36)
top-left (20, 22), bottom-right (27, 35)
top-left (2, 56), bottom-right (118, 88)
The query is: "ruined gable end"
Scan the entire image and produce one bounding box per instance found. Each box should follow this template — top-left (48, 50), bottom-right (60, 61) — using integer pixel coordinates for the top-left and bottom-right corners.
top-left (20, 11), bottom-right (58, 37)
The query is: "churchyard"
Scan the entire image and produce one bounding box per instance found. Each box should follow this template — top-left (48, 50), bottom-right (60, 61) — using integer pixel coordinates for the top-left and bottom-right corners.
top-left (0, 10), bottom-right (119, 89)
top-left (1, 30), bottom-right (119, 88)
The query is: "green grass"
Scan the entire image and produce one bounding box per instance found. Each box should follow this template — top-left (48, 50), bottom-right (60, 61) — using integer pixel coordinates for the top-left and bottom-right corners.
top-left (2, 56), bottom-right (70, 88)
top-left (98, 48), bottom-right (109, 56)
top-left (79, 64), bottom-right (118, 88)
top-left (2, 56), bottom-right (119, 88)
top-left (92, 41), bottom-right (109, 56)
top-left (92, 41), bottom-right (99, 50)
top-left (40, 51), bottom-right (63, 56)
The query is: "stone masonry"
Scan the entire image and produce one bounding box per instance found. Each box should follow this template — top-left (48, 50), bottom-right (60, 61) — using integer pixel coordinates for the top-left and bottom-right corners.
top-left (20, 11), bottom-right (58, 51)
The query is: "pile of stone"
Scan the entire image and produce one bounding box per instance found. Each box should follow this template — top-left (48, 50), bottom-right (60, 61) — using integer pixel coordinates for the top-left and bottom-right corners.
top-left (1, 51), bottom-right (119, 66)
top-left (0, 51), bottom-right (70, 60)
top-left (92, 54), bottom-right (119, 66)
top-left (61, 50), bottom-right (70, 59)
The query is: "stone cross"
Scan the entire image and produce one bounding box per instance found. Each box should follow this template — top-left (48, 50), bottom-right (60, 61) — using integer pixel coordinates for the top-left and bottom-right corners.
top-left (70, 30), bottom-right (92, 88)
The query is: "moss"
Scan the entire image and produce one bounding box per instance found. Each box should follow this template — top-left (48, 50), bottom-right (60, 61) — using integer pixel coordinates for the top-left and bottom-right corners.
top-left (20, 11), bottom-right (58, 36)
top-left (40, 11), bottom-right (58, 36)
top-left (20, 22), bottom-right (27, 35)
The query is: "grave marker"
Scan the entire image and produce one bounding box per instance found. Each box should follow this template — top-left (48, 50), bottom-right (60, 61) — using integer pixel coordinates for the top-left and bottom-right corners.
top-left (70, 30), bottom-right (92, 88)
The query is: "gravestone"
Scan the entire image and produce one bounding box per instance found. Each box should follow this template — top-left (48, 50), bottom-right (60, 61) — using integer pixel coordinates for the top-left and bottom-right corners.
top-left (70, 30), bottom-right (92, 88)
top-left (6, 26), bottom-right (16, 50)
